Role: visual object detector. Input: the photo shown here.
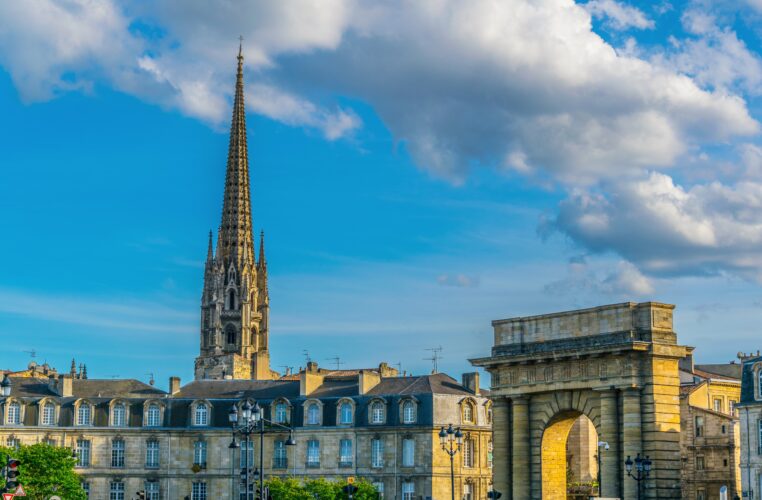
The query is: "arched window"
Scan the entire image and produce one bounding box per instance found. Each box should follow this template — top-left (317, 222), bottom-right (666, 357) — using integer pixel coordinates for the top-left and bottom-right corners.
top-left (194, 403), bottom-right (209, 426)
top-left (6, 402), bottom-right (20, 425)
top-left (42, 402), bottom-right (55, 426)
top-left (486, 403), bottom-right (493, 424)
top-left (340, 402), bottom-right (353, 424)
top-left (371, 401), bottom-right (385, 424)
top-left (77, 403), bottom-right (91, 426)
top-left (147, 404), bottom-right (161, 427)
top-left (402, 400), bottom-right (416, 424)
top-left (226, 326), bottom-right (236, 345)
top-left (307, 403), bottom-right (320, 425)
top-left (274, 402), bottom-right (288, 424)
top-left (112, 403), bottom-right (126, 427)
top-left (463, 402), bottom-right (474, 423)
top-left (759, 369), bottom-right (762, 398)
top-left (228, 289), bottom-right (236, 310)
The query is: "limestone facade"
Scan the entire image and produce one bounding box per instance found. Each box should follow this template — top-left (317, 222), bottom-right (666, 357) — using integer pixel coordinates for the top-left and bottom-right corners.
top-left (678, 357), bottom-right (742, 500)
top-left (471, 301), bottom-right (690, 499)
top-left (0, 368), bottom-right (492, 500)
top-left (739, 353), bottom-right (762, 499)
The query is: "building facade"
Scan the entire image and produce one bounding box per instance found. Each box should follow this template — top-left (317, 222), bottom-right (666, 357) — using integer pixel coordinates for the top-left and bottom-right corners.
top-left (678, 357), bottom-right (742, 500)
top-left (739, 352), bottom-right (762, 499)
top-left (0, 366), bottom-right (492, 500)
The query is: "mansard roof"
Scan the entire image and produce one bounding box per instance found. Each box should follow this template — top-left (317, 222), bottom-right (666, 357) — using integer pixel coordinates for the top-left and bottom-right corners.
top-left (174, 379), bottom-right (299, 399)
top-left (6, 377), bottom-right (165, 399)
top-left (739, 355), bottom-right (762, 405)
top-left (694, 363), bottom-right (742, 381)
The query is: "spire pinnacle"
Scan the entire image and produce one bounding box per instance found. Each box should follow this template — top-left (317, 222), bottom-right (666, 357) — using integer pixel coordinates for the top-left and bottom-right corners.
top-left (206, 230), bottom-right (214, 262)
top-left (258, 230), bottom-right (266, 268)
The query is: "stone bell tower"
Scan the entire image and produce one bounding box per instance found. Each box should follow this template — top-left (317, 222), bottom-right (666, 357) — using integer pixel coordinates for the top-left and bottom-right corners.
top-left (194, 44), bottom-right (275, 381)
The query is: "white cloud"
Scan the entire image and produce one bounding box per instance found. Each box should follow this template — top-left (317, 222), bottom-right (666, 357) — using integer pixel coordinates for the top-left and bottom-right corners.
top-left (437, 274), bottom-right (480, 288)
top-left (546, 172), bottom-right (762, 280)
top-left (544, 258), bottom-right (654, 297)
top-left (582, 0), bottom-right (655, 30)
top-left (654, 10), bottom-right (762, 95)
top-left (0, 0), bottom-right (758, 183)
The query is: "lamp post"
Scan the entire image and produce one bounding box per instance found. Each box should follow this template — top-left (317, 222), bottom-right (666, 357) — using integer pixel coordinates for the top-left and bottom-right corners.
top-left (229, 400), bottom-right (296, 500)
top-left (624, 453), bottom-right (652, 500)
top-left (596, 440), bottom-right (609, 495)
top-left (439, 424), bottom-right (463, 500)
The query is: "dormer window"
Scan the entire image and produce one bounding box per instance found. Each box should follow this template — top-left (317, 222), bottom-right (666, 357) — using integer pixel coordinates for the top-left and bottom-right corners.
top-left (6, 401), bottom-right (20, 425)
top-left (307, 403), bottom-right (320, 425)
top-left (402, 400), bottom-right (416, 424)
top-left (146, 403), bottom-right (161, 427)
top-left (77, 402), bottom-right (92, 426)
top-left (371, 401), bottom-right (385, 424)
top-left (463, 401), bottom-right (475, 424)
top-left (274, 402), bottom-right (288, 424)
top-left (112, 403), bottom-right (126, 427)
top-left (194, 403), bottom-right (209, 426)
top-left (339, 400), bottom-right (353, 425)
top-left (42, 402), bottom-right (56, 426)
top-left (759, 368), bottom-right (762, 399)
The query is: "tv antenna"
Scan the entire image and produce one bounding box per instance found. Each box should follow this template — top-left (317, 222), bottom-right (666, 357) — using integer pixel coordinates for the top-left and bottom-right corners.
top-left (303, 350), bottom-right (312, 364)
top-left (424, 346), bottom-right (443, 373)
top-left (145, 373), bottom-right (155, 386)
top-left (23, 349), bottom-right (37, 359)
top-left (394, 362), bottom-right (403, 375)
top-left (326, 356), bottom-right (343, 370)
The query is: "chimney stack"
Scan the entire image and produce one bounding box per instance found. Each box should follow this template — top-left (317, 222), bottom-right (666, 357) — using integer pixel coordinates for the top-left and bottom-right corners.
top-left (169, 376), bottom-right (181, 395)
top-left (462, 372), bottom-right (480, 396)
top-left (359, 370), bottom-right (381, 395)
top-left (51, 374), bottom-right (73, 397)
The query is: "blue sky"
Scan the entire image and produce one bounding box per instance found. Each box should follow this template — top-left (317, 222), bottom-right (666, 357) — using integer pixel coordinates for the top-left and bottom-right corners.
top-left (3, 0), bottom-right (762, 388)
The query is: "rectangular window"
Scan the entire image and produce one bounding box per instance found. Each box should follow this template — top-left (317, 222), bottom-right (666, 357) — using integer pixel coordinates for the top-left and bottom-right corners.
top-left (82, 482), bottom-right (90, 499)
top-left (6, 438), bottom-right (19, 449)
top-left (730, 400), bottom-right (737, 415)
top-left (110, 481), bottom-right (125, 500)
top-left (112, 404), bottom-right (126, 427)
top-left (240, 440), bottom-right (254, 469)
top-left (696, 456), bottom-right (705, 470)
top-left (402, 481), bottom-right (415, 500)
top-left (372, 438), bottom-right (384, 468)
top-left (307, 439), bottom-right (320, 467)
top-left (339, 439), bottom-right (353, 467)
top-left (759, 420), bottom-right (762, 454)
top-left (76, 439), bottom-right (91, 467)
top-left (487, 440), bottom-right (493, 468)
top-left (697, 489), bottom-right (705, 500)
top-left (463, 439), bottom-right (474, 468)
top-left (146, 480), bottom-right (160, 500)
top-left (372, 482), bottom-right (384, 500)
top-left (111, 440), bottom-right (125, 468)
top-left (695, 416), bottom-right (704, 437)
top-left (273, 440), bottom-right (288, 469)
top-left (463, 483), bottom-right (473, 500)
top-left (146, 440), bottom-right (160, 468)
top-left (6, 403), bottom-right (20, 425)
top-left (42, 403), bottom-right (55, 426)
top-left (192, 482), bottom-right (207, 500)
top-left (402, 438), bottom-right (415, 467)
top-left (713, 398), bottom-right (723, 412)
top-left (194, 441), bottom-right (207, 467)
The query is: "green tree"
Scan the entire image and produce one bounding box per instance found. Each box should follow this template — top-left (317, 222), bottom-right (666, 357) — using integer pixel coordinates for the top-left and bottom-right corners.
top-left (0, 443), bottom-right (86, 500)
top-left (266, 477), bottom-right (311, 500)
top-left (265, 477), bottom-right (378, 500)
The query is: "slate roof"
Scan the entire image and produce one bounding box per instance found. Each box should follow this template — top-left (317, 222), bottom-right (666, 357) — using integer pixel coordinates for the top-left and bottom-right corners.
top-left (7, 377), bottom-right (166, 399)
top-left (173, 379), bottom-right (299, 399)
top-left (695, 363), bottom-right (742, 381)
top-left (740, 355), bottom-right (762, 405)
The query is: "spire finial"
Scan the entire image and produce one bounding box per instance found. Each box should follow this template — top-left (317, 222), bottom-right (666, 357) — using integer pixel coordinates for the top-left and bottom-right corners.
top-left (206, 230), bottom-right (214, 263)
top-left (258, 230), bottom-right (266, 267)
top-left (238, 35), bottom-right (244, 60)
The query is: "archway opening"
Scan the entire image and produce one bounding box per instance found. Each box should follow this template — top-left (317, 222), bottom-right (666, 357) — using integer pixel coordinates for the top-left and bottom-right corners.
top-left (541, 412), bottom-right (599, 500)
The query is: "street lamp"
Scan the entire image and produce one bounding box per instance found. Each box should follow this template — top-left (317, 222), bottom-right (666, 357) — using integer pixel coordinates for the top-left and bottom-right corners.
top-left (596, 440), bottom-right (609, 495)
top-left (229, 400), bottom-right (295, 500)
top-left (1, 374), bottom-right (11, 397)
top-left (624, 453), bottom-right (652, 500)
top-left (439, 424), bottom-right (463, 500)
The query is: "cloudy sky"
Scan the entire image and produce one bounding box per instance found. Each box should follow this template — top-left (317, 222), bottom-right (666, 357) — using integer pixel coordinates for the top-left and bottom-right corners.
top-left (2, 0), bottom-right (762, 387)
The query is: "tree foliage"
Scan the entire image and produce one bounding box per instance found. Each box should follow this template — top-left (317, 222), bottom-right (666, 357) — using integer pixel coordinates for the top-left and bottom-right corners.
top-left (0, 443), bottom-right (86, 500)
top-left (266, 477), bottom-right (379, 500)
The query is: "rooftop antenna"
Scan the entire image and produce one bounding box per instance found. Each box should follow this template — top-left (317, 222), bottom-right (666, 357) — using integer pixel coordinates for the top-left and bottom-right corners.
top-left (424, 346), bottom-right (443, 374)
top-left (23, 349), bottom-right (37, 359)
top-left (145, 373), bottom-right (155, 386)
top-left (394, 362), bottom-right (403, 375)
top-left (303, 350), bottom-right (312, 364)
top-left (110, 374), bottom-right (120, 379)
top-left (326, 356), bottom-right (343, 370)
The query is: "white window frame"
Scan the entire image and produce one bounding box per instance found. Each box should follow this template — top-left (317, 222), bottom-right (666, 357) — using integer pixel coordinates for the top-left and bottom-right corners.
top-left (194, 403), bottom-right (209, 426)
top-left (145, 480), bottom-right (160, 500)
top-left (463, 483), bottom-right (473, 500)
top-left (111, 439), bottom-right (125, 468)
top-left (6, 401), bottom-right (20, 425)
top-left (371, 401), bottom-right (385, 424)
top-left (110, 481), bottom-right (125, 500)
top-left (77, 403), bottom-right (92, 426)
top-left (112, 403), bottom-right (126, 427)
top-left (402, 481), bottom-right (415, 500)
top-left (147, 403), bottom-right (161, 427)
top-left (307, 439), bottom-right (320, 466)
top-left (463, 438), bottom-right (474, 468)
top-left (42, 402), bottom-right (56, 426)
top-left (402, 400), bottom-right (416, 424)
top-left (274, 402), bottom-right (288, 424)
top-left (273, 440), bottom-right (288, 469)
top-left (146, 440), bottom-right (160, 468)
top-left (240, 440), bottom-right (254, 469)
top-left (192, 482), bottom-right (207, 500)
top-left (340, 401), bottom-right (353, 425)
top-left (76, 439), bottom-right (91, 467)
top-left (307, 403), bottom-right (320, 425)
top-left (339, 439), bottom-right (353, 466)
top-left (372, 482), bottom-right (384, 500)
top-left (194, 440), bottom-right (207, 467)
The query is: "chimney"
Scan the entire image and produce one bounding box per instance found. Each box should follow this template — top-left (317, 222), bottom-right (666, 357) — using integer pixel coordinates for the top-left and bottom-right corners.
top-left (462, 372), bottom-right (480, 396)
top-left (300, 366), bottom-right (324, 397)
top-left (51, 374), bottom-right (73, 397)
top-left (359, 370), bottom-right (381, 395)
top-left (169, 376), bottom-right (181, 395)
top-left (678, 352), bottom-right (694, 373)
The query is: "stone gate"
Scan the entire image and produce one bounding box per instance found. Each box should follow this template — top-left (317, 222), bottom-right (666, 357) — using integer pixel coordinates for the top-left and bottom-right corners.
top-left (471, 302), bottom-right (689, 499)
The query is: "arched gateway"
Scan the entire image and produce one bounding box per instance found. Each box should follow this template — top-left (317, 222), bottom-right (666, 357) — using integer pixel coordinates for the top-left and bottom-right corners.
top-left (472, 302), bottom-right (689, 499)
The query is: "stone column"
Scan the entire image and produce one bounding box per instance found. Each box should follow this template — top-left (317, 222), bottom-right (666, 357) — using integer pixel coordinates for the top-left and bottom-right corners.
top-left (622, 387), bottom-right (642, 500)
top-left (492, 397), bottom-right (511, 499)
top-left (511, 396), bottom-right (530, 500)
top-left (599, 389), bottom-right (620, 498)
